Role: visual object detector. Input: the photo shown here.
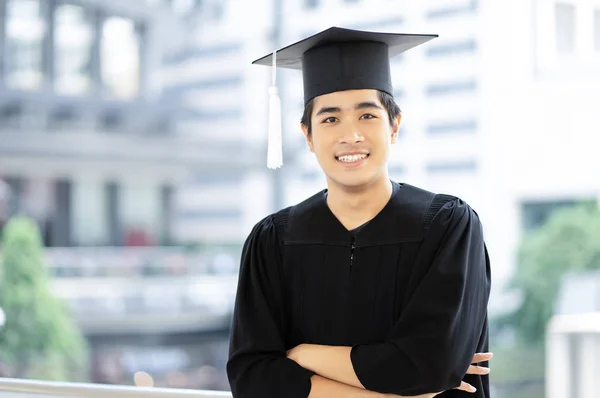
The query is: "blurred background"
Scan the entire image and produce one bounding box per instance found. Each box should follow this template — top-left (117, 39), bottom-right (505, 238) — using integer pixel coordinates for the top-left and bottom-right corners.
top-left (0, 0), bottom-right (599, 397)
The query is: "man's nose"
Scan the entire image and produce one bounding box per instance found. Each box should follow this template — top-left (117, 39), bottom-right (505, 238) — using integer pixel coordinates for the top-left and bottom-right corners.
top-left (340, 126), bottom-right (364, 144)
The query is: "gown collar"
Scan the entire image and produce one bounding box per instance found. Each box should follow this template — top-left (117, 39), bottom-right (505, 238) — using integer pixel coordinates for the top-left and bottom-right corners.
top-left (284, 182), bottom-right (435, 247)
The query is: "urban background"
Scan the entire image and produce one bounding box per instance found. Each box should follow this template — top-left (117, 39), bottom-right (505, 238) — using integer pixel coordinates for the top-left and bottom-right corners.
top-left (0, 0), bottom-right (599, 397)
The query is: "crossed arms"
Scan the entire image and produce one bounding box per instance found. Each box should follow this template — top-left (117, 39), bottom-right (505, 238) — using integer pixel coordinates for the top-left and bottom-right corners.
top-left (286, 344), bottom-right (491, 397)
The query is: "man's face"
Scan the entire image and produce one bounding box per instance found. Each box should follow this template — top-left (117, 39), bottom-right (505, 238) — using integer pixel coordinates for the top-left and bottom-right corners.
top-left (302, 89), bottom-right (400, 190)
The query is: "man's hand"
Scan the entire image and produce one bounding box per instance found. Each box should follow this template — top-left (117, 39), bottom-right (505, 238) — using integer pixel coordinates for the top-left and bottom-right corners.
top-left (394, 352), bottom-right (493, 398)
top-left (444, 352), bottom-right (493, 394)
top-left (287, 345), bottom-right (492, 397)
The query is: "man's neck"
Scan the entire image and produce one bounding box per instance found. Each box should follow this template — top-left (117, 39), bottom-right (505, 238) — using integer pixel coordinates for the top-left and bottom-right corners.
top-left (325, 176), bottom-right (393, 231)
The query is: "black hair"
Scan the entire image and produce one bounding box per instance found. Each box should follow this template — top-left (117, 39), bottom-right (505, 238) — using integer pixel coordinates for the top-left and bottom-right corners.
top-left (300, 90), bottom-right (401, 136)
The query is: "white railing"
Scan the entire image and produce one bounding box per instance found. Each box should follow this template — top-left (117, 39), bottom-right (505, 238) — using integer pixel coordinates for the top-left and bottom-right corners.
top-left (0, 378), bottom-right (233, 398)
top-left (546, 312), bottom-right (600, 398)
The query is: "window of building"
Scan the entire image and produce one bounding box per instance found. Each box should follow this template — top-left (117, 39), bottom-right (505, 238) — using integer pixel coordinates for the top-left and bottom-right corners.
top-left (393, 89), bottom-right (405, 100)
top-left (0, 102), bottom-right (23, 129)
top-left (189, 0), bottom-right (226, 20)
top-left (349, 17), bottom-right (404, 32)
top-left (121, 184), bottom-right (162, 246)
top-left (4, 0), bottom-right (46, 90)
top-left (54, 3), bottom-right (94, 95)
top-left (305, 0), bottom-right (319, 9)
top-left (152, 116), bottom-right (172, 135)
top-left (426, 119), bottom-right (477, 134)
top-left (521, 199), bottom-right (592, 233)
top-left (425, 160), bottom-right (477, 174)
top-left (0, 177), bottom-right (22, 221)
top-left (426, 39), bottom-right (477, 58)
top-left (555, 3), bottom-right (576, 54)
top-left (595, 9), bottom-right (600, 52)
top-left (388, 165), bottom-right (405, 179)
top-left (71, 179), bottom-right (109, 246)
top-left (426, 0), bottom-right (478, 19)
top-left (100, 110), bottom-right (124, 131)
top-left (101, 16), bottom-right (142, 99)
top-left (48, 107), bottom-right (78, 130)
top-left (208, 0), bottom-right (226, 20)
top-left (426, 80), bottom-right (477, 96)
top-left (171, 0), bottom-right (196, 14)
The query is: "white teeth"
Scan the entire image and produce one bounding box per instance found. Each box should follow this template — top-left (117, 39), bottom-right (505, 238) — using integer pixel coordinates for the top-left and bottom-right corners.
top-left (337, 154), bottom-right (367, 163)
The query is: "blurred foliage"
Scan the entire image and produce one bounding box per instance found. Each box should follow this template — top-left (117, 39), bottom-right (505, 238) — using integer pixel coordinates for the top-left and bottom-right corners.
top-left (492, 342), bottom-right (545, 383)
top-left (0, 216), bottom-right (88, 381)
top-left (494, 201), bottom-right (600, 344)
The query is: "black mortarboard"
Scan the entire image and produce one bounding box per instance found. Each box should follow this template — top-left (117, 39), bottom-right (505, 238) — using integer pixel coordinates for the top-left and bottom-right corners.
top-left (253, 26), bottom-right (438, 169)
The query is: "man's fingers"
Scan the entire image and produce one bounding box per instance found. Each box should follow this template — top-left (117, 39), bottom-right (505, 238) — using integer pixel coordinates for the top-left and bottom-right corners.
top-left (471, 352), bottom-right (493, 363)
top-left (455, 381), bottom-right (477, 393)
top-left (466, 365), bottom-right (490, 375)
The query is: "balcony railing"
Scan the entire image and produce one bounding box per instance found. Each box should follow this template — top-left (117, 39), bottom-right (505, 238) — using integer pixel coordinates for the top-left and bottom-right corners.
top-left (546, 312), bottom-right (600, 398)
top-left (43, 246), bottom-right (241, 278)
top-left (0, 246), bottom-right (241, 334)
top-left (0, 378), bottom-right (232, 398)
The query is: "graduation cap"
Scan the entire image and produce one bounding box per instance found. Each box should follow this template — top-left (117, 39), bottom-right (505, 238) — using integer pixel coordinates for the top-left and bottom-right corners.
top-left (253, 26), bottom-right (438, 169)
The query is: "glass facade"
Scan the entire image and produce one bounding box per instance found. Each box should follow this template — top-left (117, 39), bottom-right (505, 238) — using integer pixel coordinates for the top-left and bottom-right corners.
top-left (1, 1), bottom-right (144, 97)
top-left (555, 3), bottom-right (576, 54)
top-left (4, 0), bottom-right (46, 90)
top-left (0, 2), bottom-right (166, 247)
top-left (101, 16), bottom-right (141, 98)
top-left (595, 9), bottom-right (600, 53)
top-left (54, 3), bottom-right (94, 94)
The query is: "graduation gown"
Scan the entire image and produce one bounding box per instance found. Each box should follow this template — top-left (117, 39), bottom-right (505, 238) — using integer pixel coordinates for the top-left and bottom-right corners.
top-left (227, 182), bottom-right (491, 398)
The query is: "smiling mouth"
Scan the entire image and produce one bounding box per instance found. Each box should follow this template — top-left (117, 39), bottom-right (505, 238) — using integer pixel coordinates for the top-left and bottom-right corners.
top-left (336, 154), bottom-right (369, 163)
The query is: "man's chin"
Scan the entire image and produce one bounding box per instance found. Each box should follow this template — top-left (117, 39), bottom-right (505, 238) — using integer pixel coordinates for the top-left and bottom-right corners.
top-left (325, 173), bottom-right (379, 191)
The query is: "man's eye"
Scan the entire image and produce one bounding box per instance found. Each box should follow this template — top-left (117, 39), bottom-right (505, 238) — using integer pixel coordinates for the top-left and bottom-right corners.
top-left (322, 117), bottom-right (338, 123)
top-left (361, 114), bottom-right (376, 120)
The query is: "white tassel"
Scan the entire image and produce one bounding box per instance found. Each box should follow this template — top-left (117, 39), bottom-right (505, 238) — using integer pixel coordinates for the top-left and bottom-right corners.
top-left (267, 51), bottom-right (283, 169)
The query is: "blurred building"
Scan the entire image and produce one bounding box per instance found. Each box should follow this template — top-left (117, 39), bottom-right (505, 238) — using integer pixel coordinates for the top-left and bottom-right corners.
top-left (478, 0), bottom-right (600, 307)
top-left (0, 0), bottom-right (251, 388)
top-left (0, 0), bottom-right (258, 248)
top-left (159, 0), bottom-right (278, 244)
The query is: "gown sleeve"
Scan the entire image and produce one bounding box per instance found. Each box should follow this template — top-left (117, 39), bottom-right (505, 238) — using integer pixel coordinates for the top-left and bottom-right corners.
top-left (350, 197), bottom-right (491, 396)
top-left (226, 215), bottom-right (315, 398)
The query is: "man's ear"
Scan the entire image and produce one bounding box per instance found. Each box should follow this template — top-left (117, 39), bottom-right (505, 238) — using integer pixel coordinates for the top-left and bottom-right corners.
top-left (301, 123), bottom-right (314, 152)
top-left (391, 114), bottom-right (402, 144)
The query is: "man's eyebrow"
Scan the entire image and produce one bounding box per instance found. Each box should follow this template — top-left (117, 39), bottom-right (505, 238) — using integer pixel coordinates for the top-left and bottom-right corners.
top-left (355, 101), bottom-right (384, 110)
top-left (315, 106), bottom-right (341, 116)
top-left (315, 102), bottom-right (383, 117)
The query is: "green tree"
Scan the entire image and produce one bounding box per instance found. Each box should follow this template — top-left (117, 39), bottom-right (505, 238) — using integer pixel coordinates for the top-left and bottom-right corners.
top-left (0, 216), bottom-right (88, 381)
top-left (496, 202), bottom-right (600, 344)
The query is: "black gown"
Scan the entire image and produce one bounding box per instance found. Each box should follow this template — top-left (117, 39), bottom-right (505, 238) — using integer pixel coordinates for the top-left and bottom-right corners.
top-left (227, 182), bottom-right (491, 398)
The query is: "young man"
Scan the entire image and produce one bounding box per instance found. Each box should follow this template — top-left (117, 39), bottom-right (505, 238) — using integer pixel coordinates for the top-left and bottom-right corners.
top-left (227, 27), bottom-right (492, 398)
